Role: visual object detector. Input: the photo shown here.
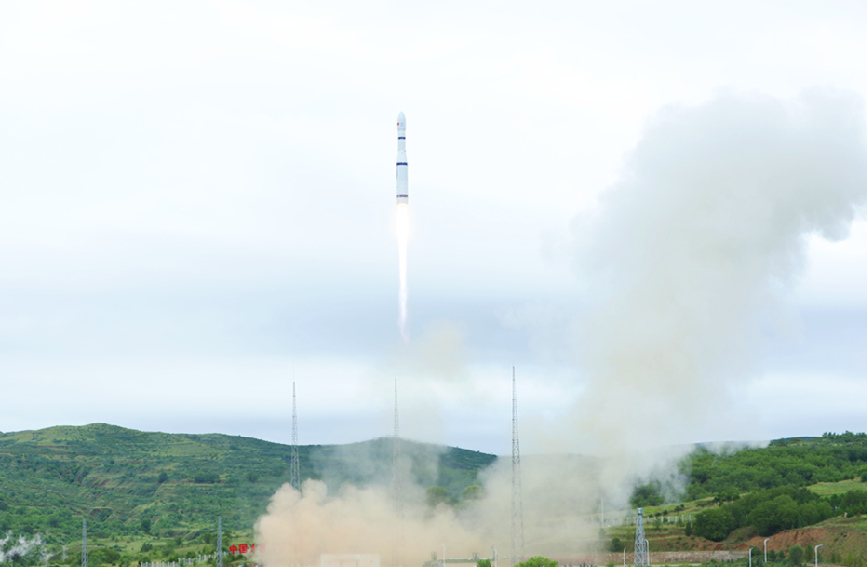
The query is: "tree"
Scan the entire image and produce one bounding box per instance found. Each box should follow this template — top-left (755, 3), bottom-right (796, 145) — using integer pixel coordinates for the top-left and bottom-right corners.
top-left (684, 521), bottom-right (693, 537)
top-left (157, 471), bottom-right (168, 484)
top-left (477, 560), bottom-right (492, 567)
top-left (609, 537), bottom-right (625, 552)
top-left (515, 557), bottom-right (558, 567)
top-left (462, 485), bottom-right (485, 502)
top-left (425, 486), bottom-right (451, 507)
top-left (693, 507), bottom-right (736, 542)
top-left (194, 471), bottom-right (219, 484)
top-left (630, 483), bottom-right (665, 508)
top-left (140, 517), bottom-right (152, 534)
top-left (788, 545), bottom-right (804, 566)
top-left (746, 495), bottom-right (798, 536)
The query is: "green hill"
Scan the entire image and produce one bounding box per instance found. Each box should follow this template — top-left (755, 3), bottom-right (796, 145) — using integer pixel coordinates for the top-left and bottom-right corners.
top-left (0, 423), bottom-right (496, 544)
top-left (6, 425), bottom-right (867, 567)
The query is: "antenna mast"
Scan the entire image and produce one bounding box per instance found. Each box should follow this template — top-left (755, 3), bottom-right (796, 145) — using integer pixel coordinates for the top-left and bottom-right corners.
top-left (511, 367), bottom-right (525, 567)
top-left (290, 381), bottom-right (301, 491)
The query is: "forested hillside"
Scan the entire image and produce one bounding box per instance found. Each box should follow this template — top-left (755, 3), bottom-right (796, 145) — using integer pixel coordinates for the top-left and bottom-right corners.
top-left (5, 424), bottom-right (867, 567)
top-left (687, 432), bottom-right (867, 499)
top-left (681, 433), bottom-right (867, 543)
top-left (0, 424), bottom-right (496, 543)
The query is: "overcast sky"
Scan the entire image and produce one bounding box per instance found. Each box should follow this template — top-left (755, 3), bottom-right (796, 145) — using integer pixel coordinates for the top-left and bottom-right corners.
top-left (1, 1), bottom-right (866, 455)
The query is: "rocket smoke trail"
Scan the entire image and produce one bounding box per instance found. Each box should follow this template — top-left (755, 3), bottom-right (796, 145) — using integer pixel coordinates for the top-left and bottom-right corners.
top-left (396, 112), bottom-right (409, 342)
top-left (397, 205), bottom-right (409, 342)
top-left (396, 206), bottom-right (409, 342)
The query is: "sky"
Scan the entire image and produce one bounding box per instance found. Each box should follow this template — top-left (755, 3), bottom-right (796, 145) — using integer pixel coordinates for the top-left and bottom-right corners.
top-left (1, 1), bottom-right (866, 455)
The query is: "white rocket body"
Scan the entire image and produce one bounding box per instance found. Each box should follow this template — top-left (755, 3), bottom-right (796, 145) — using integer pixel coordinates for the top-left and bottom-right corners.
top-left (396, 112), bottom-right (408, 205)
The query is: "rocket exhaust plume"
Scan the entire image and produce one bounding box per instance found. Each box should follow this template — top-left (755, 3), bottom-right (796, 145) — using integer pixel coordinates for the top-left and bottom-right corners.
top-left (396, 204), bottom-right (409, 342)
top-left (396, 112), bottom-right (409, 342)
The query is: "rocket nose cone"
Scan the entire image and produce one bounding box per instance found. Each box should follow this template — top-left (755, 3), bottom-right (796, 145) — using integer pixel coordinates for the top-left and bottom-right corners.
top-left (397, 112), bottom-right (406, 127)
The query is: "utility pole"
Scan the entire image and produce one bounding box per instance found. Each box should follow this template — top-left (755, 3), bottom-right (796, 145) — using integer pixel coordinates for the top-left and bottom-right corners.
top-left (814, 544), bottom-right (823, 567)
top-left (600, 497), bottom-right (604, 527)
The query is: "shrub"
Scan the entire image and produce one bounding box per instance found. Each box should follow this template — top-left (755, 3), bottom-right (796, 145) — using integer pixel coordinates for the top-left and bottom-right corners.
top-left (194, 472), bottom-right (219, 484)
top-left (515, 557), bottom-right (558, 567)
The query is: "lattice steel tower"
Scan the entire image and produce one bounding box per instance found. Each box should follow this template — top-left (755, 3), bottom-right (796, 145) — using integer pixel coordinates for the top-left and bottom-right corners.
top-left (634, 508), bottom-right (649, 567)
top-left (511, 367), bottom-right (525, 567)
top-left (392, 378), bottom-right (403, 517)
top-left (217, 518), bottom-right (223, 567)
top-left (81, 519), bottom-right (87, 567)
top-left (290, 381), bottom-right (301, 491)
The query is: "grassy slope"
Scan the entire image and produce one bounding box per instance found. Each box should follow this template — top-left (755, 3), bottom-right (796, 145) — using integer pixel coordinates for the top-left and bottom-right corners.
top-left (6, 427), bottom-right (867, 566)
top-left (0, 423), bottom-right (496, 545)
top-left (600, 480), bottom-right (867, 564)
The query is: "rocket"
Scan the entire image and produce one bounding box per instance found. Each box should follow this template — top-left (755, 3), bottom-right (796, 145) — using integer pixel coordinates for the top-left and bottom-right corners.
top-left (396, 112), bottom-right (408, 205)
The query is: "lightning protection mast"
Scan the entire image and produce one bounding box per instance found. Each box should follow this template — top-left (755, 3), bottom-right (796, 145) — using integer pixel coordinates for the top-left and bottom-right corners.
top-left (392, 378), bottom-right (403, 517)
top-left (82, 519), bottom-right (87, 567)
top-left (217, 518), bottom-right (223, 567)
top-left (290, 381), bottom-right (301, 491)
top-left (511, 367), bottom-right (525, 567)
top-left (634, 508), bottom-right (649, 567)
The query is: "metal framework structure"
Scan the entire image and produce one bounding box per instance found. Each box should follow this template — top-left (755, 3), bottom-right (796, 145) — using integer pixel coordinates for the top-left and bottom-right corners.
top-left (217, 518), bottom-right (223, 567)
top-left (82, 519), bottom-right (88, 567)
top-left (511, 367), bottom-right (524, 567)
top-left (290, 382), bottom-right (301, 491)
top-left (392, 378), bottom-right (403, 517)
top-left (634, 508), bottom-right (649, 567)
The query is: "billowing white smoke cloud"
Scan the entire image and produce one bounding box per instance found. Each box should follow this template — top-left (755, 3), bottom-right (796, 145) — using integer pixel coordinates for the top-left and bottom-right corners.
top-left (566, 88), bottom-right (867, 488)
top-left (0, 533), bottom-right (48, 563)
top-left (256, 480), bottom-right (489, 567)
top-left (255, 88), bottom-right (867, 564)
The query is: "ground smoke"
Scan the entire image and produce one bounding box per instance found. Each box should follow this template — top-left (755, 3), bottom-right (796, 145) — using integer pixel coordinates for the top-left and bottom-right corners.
top-left (255, 480), bottom-right (487, 567)
top-left (0, 533), bottom-right (48, 564)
